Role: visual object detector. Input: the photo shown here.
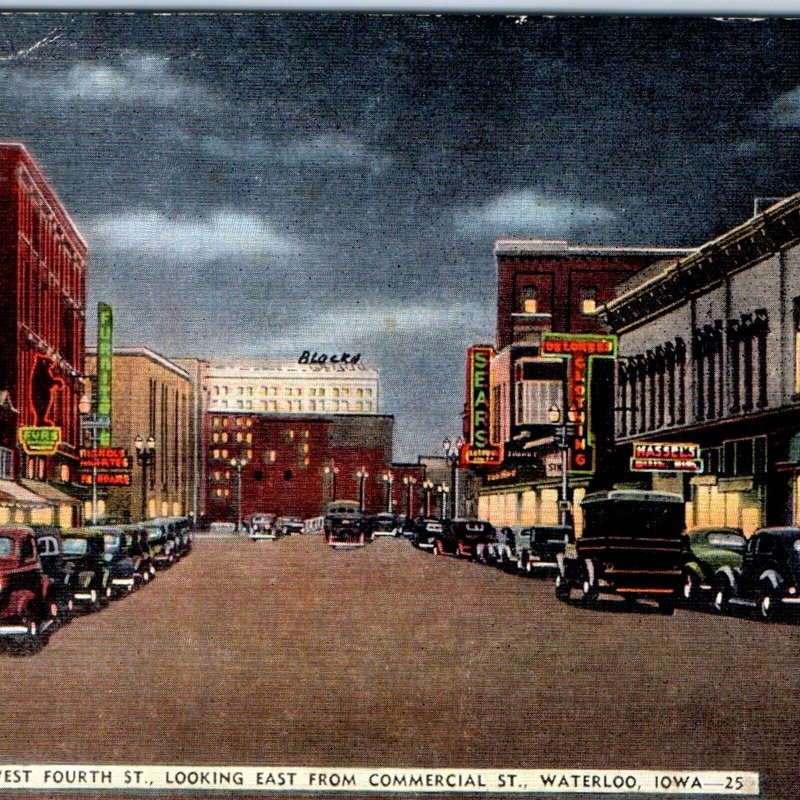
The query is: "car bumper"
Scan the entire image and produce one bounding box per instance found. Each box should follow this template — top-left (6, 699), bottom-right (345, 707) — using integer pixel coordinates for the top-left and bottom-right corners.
top-left (249, 533), bottom-right (277, 540)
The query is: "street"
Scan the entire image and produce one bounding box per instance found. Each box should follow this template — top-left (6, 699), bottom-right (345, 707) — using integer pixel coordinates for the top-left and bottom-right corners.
top-left (0, 534), bottom-right (797, 798)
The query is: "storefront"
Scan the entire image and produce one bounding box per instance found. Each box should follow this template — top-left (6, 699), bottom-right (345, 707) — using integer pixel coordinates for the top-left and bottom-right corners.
top-left (0, 480), bottom-right (55, 525)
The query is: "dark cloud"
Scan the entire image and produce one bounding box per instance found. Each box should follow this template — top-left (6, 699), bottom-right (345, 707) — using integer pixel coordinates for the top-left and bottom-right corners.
top-left (1, 13), bottom-right (800, 456)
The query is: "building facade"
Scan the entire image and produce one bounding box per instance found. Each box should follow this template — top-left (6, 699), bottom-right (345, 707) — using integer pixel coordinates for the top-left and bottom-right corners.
top-left (0, 144), bottom-right (87, 527)
top-left (206, 359), bottom-right (380, 415)
top-left (600, 194), bottom-right (800, 534)
top-left (476, 240), bottom-right (692, 530)
top-left (85, 348), bottom-right (194, 522)
top-left (205, 412), bottom-right (394, 521)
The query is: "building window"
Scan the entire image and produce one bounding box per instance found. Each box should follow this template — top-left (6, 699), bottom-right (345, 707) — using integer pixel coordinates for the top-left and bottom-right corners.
top-left (212, 432), bottom-right (220, 443)
top-left (267, 450), bottom-right (276, 463)
top-left (332, 388), bottom-right (340, 398)
top-left (310, 400), bottom-right (317, 411)
top-left (259, 401), bottom-right (267, 411)
top-left (260, 386), bottom-right (267, 396)
top-left (331, 400), bottom-right (340, 412)
top-left (513, 360), bottom-right (563, 425)
top-left (0, 447), bottom-right (13, 480)
top-left (213, 449), bottom-right (220, 459)
top-left (268, 400), bottom-right (277, 411)
top-left (364, 401), bottom-right (372, 411)
top-left (236, 400), bottom-right (243, 409)
top-left (365, 388), bottom-right (372, 397)
top-left (356, 388), bottom-right (363, 397)
top-left (318, 400), bottom-right (325, 411)
top-left (221, 400), bottom-right (229, 409)
top-left (310, 388), bottom-right (316, 397)
top-left (292, 400), bottom-right (301, 411)
top-left (283, 401), bottom-right (291, 411)
top-left (245, 401), bottom-right (253, 410)
top-left (237, 386), bottom-right (244, 396)
top-left (520, 287), bottom-right (537, 314)
top-left (355, 401), bottom-right (363, 411)
top-left (212, 417), bottom-right (220, 428)
top-left (341, 401), bottom-right (349, 411)
top-left (285, 388), bottom-right (292, 397)
top-left (247, 387), bottom-right (253, 396)
top-left (294, 388), bottom-right (302, 396)
top-left (581, 287), bottom-right (597, 316)
top-left (319, 388), bottom-right (326, 397)
top-left (342, 388), bottom-right (350, 396)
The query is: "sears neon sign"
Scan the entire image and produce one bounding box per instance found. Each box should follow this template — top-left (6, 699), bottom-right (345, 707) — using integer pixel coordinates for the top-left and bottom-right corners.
top-left (461, 346), bottom-right (502, 467)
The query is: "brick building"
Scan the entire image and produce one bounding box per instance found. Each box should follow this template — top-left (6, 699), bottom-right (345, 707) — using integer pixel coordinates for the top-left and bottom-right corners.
top-left (85, 348), bottom-right (195, 522)
top-left (0, 144), bottom-right (87, 526)
top-left (475, 240), bottom-right (691, 529)
top-left (206, 412), bottom-right (395, 521)
top-left (600, 194), bottom-right (800, 534)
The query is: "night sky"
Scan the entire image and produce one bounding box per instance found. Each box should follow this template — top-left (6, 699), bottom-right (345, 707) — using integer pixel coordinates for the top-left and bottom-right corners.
top-left (2, 13), bottom-right (800, 458)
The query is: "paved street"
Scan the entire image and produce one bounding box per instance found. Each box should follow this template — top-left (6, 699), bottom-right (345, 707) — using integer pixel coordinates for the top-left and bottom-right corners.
top-left (0, 535), bottom-right (798, 798)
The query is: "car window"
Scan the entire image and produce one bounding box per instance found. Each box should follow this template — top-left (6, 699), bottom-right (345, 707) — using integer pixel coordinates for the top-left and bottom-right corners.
top-left (20, 537), bottom-right (35, 562)
top-left (793, 539), bottom-right (800, 553)
top-left (0, 537), bottom-right (13, 557)
top-left (63, 538), bottom-right (88, 555)
top-left (146, 528), bottom-right (163, 541)
top-left (708, 532), bottom-right (746, 549)
top-left (104, 534), bottom-right (120, 551)
top-left (36, 536), bottom-right (59, 556)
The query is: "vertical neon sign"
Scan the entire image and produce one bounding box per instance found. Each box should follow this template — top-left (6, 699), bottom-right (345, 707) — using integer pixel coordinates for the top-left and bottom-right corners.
top-left (97, 303), bottom-right (113, 446)
top-left (541, 333), bottom-right (617, 474)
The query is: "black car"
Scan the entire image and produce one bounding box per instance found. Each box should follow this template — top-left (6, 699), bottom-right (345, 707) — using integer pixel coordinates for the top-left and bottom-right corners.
top-left (434, 519), bottom-right (496, 560)
top-left (410, 517), bottom-right (444, 551)
top-left (144, 520), bottom-right (174, 569)
top-left (714, 527), bottom-right (800, 620)
top-left (369, 513), bottom-right (397, 538)
top-left (87, 527), bottom-right (141, 597)
top-left (32, 527), bottom-right (75, 619)
top-left (120, 525), bottom-right (157, 585)
top-left (523, 525), bottom-right (573, 573)
top-left (61, 530), bottom-right (113, 611)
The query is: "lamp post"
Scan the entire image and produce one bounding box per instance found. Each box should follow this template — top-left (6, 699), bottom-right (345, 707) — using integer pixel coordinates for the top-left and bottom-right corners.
top-left (423, 479), bottom-right (434, 517)
top-left (381, 471), bottom-right (394, 513)
top-left (356, 467), bottom-right (368, 513)
top-left (323, 463), bottom-right (339, 502)
top-left (403, 475), bottom-right (417, 518)
top-left (229, 456), bottom-right (250, 532)
top-left (442, 436), bottom-right (464, 519)
top-left (134, 434), bottom-right (156, 522)
top-left (79, 394), bottom-right (103, 525)
top-left (548, 403), bottom-right (579, 527)
top-left (437, 484), bottom-right (449, 520)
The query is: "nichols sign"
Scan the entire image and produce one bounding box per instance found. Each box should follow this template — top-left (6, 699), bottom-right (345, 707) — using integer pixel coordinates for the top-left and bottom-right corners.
top-left (630, 442), bottom-right (703, 474)
top-left (461, 345), bottom-right (502, 467)
top-left (542, 333), bottom-right (617, 474)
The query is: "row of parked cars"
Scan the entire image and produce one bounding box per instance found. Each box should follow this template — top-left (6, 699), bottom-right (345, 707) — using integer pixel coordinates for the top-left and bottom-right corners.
top-left (247, 514), bottom-right (305, 540)
top-left (398, 490), bottom-right (800, 621)
top-left (0, 516), bottom-right (193, 652)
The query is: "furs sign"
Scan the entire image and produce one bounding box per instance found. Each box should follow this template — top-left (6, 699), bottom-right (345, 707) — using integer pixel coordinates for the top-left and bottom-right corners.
top-left (460, 345), bottom-right (502, 468)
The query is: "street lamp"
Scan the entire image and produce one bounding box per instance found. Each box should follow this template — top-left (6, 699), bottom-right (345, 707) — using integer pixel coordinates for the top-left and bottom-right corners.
top-left (437, 484), bottom-right (449, 520)
top-left (356, 467), bottom-right (369, 513)
top-left (381, 471), bottom-right (394, 513)
top-left (229, 456), bottom-right (250, 532)
top-left (403, 475), bottom-right (417, 518)
top-left (323, 462), bottom-right (339, 502)
top-left (548, 403), bottom-right (579, 527)
top-left (442, 436), bottom-right (464, 519)
top-left (422, 479), bottom-right (434, 517)
top-left (134, 434), bottom-right (156, 522)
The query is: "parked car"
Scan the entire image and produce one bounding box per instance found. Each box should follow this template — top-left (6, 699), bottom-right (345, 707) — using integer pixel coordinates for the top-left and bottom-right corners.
top-left (278, 517), bottom-right (305, 536)
top-left (681, 526), bottom-right (746, 605)
top-left (120, 525), bottom-right (156, 585)
top-left (143, 520), bottom-right (174, 569)
top-left (434, 518), bottom-right (496, 559)
top-left (324, 501), bottom-right (369, 548)
top-left (392, 515), bottom-right (413, 538)
top-left (714, 527), bottom-right (800, 620)
top-left (556, 490), bottom-right (688, 615)
top-left (410, 517), bottom-right (445, 550)
top-left (86, 526), bottom-right (142, 597)
top-left (0, 526), bottom-right (58, 644)
top-left (60, 529), bottom-right (112, 611)
top-left (488, 526), bottom-right (523, 570)
top-left (369, 513), bottom-right (397, 538)
top-left (521, 525), bottom-right (573, 574)
top-left (32, 526), bottom-right (75, 618)
top-left (248, 513), bottom-right (277, 540)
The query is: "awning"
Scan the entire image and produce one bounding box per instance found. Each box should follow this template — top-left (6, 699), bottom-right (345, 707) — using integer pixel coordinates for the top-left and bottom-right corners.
top-left (0, 480), bottom-right (54, 508)
top-left (19, 480), bottom-right (80, 507)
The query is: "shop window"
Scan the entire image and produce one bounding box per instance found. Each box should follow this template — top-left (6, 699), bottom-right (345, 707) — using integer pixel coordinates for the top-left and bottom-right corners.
top-left (581, 287), bottom-right (597, 316)
top-left (520, 287), bottom-right (537, 314)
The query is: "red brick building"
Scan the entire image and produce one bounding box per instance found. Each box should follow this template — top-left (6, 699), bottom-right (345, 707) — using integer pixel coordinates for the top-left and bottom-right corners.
top-left (205, 412), bottom-right (398, 521)
top-left (0, 144), bottom-right (87, 496)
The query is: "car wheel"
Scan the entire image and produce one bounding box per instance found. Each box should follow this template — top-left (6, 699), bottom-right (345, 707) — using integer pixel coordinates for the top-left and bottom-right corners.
top-left (555, 573), bottom-right (570, 602)
top-left (712, 584), bottom-right (729, 613)
top-left (657, 599), bottom-right (675, 616)
top-left (757, 587), bottom-right (775, 621)
top-left (581, 562), bottom-right (598, 604)
top-left (48, 599), bottom-right (58, 620)
top-left (682, 572), bottom-right (697, 604)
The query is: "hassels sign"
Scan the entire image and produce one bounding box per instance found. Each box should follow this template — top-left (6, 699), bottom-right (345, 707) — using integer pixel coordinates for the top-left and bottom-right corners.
top-left (461, 346), bottom-right (502, 467)
top-left (631, 442), bottom-right (703, 473)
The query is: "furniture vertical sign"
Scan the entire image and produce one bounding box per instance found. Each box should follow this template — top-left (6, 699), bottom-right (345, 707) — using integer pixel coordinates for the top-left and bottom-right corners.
top-left (97, 303), bottom-right (113, 446)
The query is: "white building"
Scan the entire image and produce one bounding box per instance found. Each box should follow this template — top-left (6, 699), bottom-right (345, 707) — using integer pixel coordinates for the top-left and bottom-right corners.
top-left (206, 359), bottom-right (380, 415)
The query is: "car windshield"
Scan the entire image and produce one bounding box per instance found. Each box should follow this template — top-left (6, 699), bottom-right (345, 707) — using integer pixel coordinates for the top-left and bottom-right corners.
top-left (63, 538), bottom-right (88, 555)
top-left (0, 537), bottom-right (13, 557)
top-left (583, 501), bottom-right (685, 538)
top-left (146, 528), bottom-right (163, 542)
top-left (103, 534), bottom-right (121, 551)
top-left (708, 532), bottom-right (746, 549)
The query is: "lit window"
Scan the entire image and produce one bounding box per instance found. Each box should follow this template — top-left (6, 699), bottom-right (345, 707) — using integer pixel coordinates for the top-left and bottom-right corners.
top-left (288, 430), bottom-right (295, 440)
top-left (304, 430), bottom-right (309, 438)
top-left (283, 401), bottom-right (291, 411)
top-left (521, 287), bottom-right (537, 313)
top-left (293, 400), bottom-right (301, 410)
top-left (221, 432), bottom-right (228, 443)
top-left (222, 449), bottom-right (228, 458)
top-left (259, 401), bottom-right (267, 411)
top-left (222, 418), bottom-right (229, 427)
top-left (214, 471), bottom-right (221, 480)
top-left (246, 419), bottom-right (252, 427)
top-left (224, 470), bottom-right (231, 480)
top-left (309, 388), bottom-right (316, 396)
top-left (246, 433), bottom-right (252, 443)
top-left (247, 449), bottom-right (253, 458)
top-left (332, 388), bottom-right (340, 398)
top-left (319, 388), bottom-right (325, 397)
top-left (268, 450), bottom-right (276, 463)
top-left (355, 401), bottom-right (363, 411)
top-left (268, 401), bottom-right (277, 411)
top-left (303, 457), bottom-right (310, 466)
top-left (213, 432), bottom-right (220, 443)
top-left (581, 287), bottom-right (598, 316)
top-left (213, 449), bottom-right (220, 459)
top-left (260, 386), bottom-right (267, 396)
top-left (303, 443), bottom-right (309, 454)
top-left (236, 432), bottom-right (243, 443)
top-left (342, 388), bottom-right (350, 396)
top-left (212, 417), bottom-right (220, 428)
top-left (331, 400), bottom-right (339, 411)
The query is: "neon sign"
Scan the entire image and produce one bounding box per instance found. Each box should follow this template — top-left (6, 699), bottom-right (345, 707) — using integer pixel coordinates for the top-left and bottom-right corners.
top-left (18, 426), bottom-right (61, 456)
top-left (631, 442), bottom-right (703, 474)
top-left (97, 303), bottom-right (113, 446)
top-left (542, 333), bottom-right (617, 474)
top-left (461, 345), bottom-right (502, 467)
